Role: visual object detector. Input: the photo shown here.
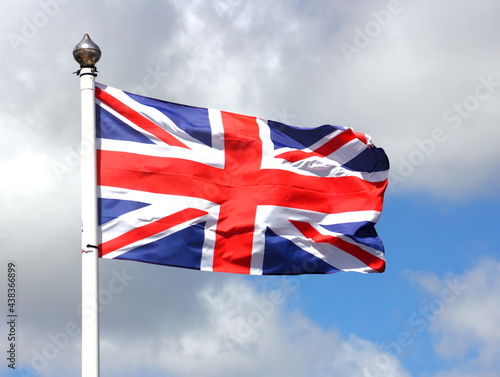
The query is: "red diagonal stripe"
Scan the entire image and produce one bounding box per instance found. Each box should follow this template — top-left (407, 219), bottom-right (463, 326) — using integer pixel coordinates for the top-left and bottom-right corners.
top-left (290, 220), bottom-right (385, 273)
top-left (276, 128), bottom-right (358, 163)
top-left (353, 132), bottom-right (368, 144)
top-left (100, 208), bottom-right (208, 257)
top-left (96, 87), bottom-right (190, 149)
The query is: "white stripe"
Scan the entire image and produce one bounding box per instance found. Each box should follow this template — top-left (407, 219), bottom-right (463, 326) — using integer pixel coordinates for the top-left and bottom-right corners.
top-left (199, 206), bottom-right (219, 272)
top-left (255, 206), bottom-right (382, 237)
top-left (257, 118), bottom-right (274, 169)
top-left (207, 109), bottom-right (225, 154)
top-left (98, 137), bottom-right (224, 168)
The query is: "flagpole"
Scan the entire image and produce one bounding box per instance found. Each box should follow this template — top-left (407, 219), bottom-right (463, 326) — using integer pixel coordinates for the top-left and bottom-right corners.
top-left (73, 34), bottom-right (101, 377)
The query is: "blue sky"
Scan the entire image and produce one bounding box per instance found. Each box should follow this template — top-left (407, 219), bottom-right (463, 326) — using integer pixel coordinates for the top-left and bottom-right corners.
top-left (1, 1), bottom-right (499, 377)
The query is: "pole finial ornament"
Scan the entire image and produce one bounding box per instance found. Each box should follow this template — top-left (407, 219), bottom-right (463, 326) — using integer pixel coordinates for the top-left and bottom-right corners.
top-left (73, 34), bottom-right (101, 75)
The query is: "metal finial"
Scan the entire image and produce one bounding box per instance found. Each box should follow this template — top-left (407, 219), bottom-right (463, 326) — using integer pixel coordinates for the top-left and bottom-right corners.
top-left (73, 34), bottom-right (101, 69)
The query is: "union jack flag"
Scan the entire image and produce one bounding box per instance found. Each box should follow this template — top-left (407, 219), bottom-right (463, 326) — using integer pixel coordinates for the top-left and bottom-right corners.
top-left (95, 83), bottom-right (389, 275)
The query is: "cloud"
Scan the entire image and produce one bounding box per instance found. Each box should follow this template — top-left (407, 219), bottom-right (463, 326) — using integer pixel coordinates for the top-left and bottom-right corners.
top-left (97, 276), bottom-right (411, 377)
top-left (408, 257), bottom-right (500, 377)
top-left (19, 268), bottom-right (411, 377)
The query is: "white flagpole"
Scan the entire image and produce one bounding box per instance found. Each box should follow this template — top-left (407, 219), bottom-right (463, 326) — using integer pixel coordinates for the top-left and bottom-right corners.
top-left (73, 34), bottom-right (101, 377)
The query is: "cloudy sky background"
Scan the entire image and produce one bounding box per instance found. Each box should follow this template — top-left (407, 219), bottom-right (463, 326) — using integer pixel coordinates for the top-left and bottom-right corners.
top-left (1, 0), bottom-right (499, 376)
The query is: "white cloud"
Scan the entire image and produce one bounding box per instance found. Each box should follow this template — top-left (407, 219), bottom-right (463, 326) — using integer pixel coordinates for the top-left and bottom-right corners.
top-left (96, 277), bottom-right (410, 377)
top-left (19, 269), bottom-right (410, 377)
top-left (408, 257), bottom-right (500, 377)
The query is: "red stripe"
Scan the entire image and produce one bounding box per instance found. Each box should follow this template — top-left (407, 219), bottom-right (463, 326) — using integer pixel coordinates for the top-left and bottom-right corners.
top-left (290, 220), bottom-right (385, 273)
top-left (97, 150), bottom-right (387, 214)
top-left (100, 208), bottom-right (208, 257)
top-left (276, 128), bottom-right (358, 163)
top-left (211, 111), bottom-right (264, 274)
top-left (95, 87), bottom-right (190, 149)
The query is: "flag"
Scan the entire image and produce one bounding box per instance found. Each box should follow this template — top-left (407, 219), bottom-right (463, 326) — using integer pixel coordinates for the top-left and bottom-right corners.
top-left (95, 83), bottom-right (389, 275)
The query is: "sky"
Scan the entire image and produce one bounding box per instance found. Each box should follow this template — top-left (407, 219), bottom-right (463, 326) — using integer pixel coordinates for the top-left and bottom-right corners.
top-left (1, 0), bottom-right (499, 376)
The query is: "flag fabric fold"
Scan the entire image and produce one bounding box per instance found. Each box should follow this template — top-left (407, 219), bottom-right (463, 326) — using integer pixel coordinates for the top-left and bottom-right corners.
top-left (95, 83), bottom-right (389, 275)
